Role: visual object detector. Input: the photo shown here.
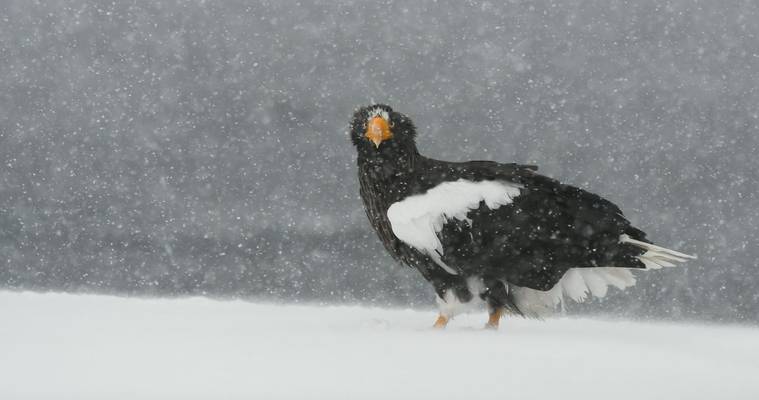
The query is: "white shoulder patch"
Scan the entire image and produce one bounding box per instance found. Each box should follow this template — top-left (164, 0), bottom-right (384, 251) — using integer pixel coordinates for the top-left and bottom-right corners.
top-left (387, 179), bottom-right (522, 274)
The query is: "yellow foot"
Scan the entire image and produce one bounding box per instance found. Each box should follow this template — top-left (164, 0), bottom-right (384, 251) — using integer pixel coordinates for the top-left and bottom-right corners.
top-left (484, 308), bottom-right (503, 330)
top-left (432, 314), bottom-right (449, 329)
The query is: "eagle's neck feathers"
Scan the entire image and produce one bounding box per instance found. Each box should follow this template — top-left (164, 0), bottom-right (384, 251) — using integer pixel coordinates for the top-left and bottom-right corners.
top-left (357, 148), bottom-right (420, 205)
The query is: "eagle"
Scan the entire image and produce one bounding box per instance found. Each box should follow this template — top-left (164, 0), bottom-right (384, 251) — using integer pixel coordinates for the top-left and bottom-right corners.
top-left (350, 104), bottom-right (695, 329)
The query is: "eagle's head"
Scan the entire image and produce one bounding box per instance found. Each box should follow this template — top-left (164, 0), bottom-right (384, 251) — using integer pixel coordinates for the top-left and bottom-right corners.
top-left (349, 104), bottom-right (417, 157)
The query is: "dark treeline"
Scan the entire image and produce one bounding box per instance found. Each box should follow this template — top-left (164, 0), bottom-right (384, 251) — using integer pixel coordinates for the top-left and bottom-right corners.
top-left (0, 0), bottom-right (757, 322)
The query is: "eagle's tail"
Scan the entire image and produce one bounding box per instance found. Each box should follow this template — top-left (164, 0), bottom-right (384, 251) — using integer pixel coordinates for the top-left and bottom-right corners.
top-left (508, 236), bottom-right (696, 318)
top-left (619, 234), bottom-right (697, 269)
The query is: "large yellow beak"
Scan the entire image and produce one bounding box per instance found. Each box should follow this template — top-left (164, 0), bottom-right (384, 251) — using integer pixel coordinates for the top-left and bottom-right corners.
top-left (365, 116), bottom-right (393, 148)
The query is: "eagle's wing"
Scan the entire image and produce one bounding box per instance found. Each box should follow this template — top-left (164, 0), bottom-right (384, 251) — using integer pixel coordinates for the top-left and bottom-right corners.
top-left (387, 158), bottom-right (692, 306)
top-left (385, 159), bottom-right (538, 274)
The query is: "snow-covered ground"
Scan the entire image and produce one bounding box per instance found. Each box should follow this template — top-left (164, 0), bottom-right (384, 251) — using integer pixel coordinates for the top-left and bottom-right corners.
top-left (1, 292), bottom-right (758, 400)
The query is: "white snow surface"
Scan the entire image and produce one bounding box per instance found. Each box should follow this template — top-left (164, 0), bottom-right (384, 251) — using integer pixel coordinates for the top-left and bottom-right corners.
top-left (2, 291), bottom-right (758, 400)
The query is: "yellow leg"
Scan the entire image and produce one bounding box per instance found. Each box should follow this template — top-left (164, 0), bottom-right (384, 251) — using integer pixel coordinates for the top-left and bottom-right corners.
top-left (432, 314), bottom-right (449, 329)
top-left (485, 308), bottom-right (503, 330)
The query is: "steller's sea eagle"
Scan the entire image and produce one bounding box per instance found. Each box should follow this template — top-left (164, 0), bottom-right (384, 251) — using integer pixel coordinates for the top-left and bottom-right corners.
top-left (350, 104), bottom-right (695, 329)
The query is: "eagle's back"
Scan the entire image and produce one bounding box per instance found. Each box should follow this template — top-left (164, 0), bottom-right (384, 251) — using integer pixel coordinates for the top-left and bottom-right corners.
top-left (433, 167), bottom-right (649, 290)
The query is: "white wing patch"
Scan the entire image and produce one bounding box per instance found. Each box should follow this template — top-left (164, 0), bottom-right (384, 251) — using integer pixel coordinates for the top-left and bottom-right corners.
top-left (387, 179), bottom-right (522, 274)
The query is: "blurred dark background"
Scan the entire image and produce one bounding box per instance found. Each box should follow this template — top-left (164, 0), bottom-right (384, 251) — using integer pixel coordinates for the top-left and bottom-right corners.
top-left (1, 0), bottom-right (757, 322)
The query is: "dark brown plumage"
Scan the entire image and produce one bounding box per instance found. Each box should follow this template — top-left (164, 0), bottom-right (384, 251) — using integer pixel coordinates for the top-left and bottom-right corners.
top-left (350, 104), bottom-right (694, 328)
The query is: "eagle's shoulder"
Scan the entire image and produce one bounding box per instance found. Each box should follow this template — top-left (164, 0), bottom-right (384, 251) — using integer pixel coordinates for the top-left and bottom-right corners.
top-left (414, 158), bottom-right (538, 189)
top-left (387, 159), bottom-right (534, 275)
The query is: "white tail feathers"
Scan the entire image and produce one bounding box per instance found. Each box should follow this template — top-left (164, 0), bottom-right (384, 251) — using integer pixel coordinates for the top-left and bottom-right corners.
top-left (560, 267), bottom-right (637, 302)
top-left (510, 236), bottom-right (695, 317)
top-left (620, 234), bottom-right (696, 270)
top-left (511, 267), bottom-right (638, 317)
